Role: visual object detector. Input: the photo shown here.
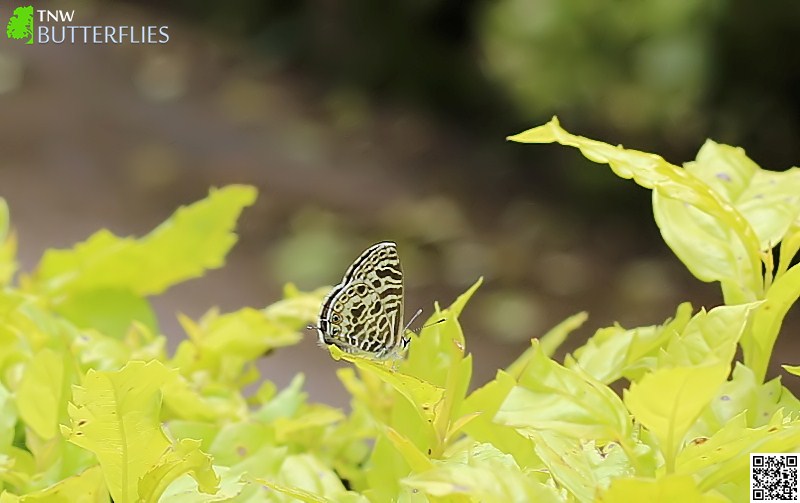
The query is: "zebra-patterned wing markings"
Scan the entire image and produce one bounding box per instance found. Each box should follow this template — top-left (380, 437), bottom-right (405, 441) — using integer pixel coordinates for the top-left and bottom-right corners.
top-left (315, 241), bottom-right (408, 359)
top-left (319, 280), bottom-right (397, 355)
top-left (341, 242), bottom-right (404, 341)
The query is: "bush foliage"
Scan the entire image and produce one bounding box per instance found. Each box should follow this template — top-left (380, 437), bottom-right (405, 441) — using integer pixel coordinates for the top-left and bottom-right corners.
top-left (0, 119), bottom-right (799, 502)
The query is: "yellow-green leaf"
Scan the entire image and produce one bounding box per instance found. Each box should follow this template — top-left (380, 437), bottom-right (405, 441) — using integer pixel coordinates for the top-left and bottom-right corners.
top-left (329, 345), bottom-right (444, 424)
top-left (33, 185), bottom-right (257, 298)
top-left (653, 191), bottom-right (759, 302)
top-left (274, 404), bottom-right (345, 442)
top-left (172, 305), bottom-right (304, 386)
top-left (694, 363), bottom-right (800, 434)
top-left (784, 364), bottom-right (800, 377)
top-left (570, 303), bottom-right (693, 384)
top-left (661, 303), bottom-right (758, 367)
top-left (677, 410), bottom-right (800, 495)
top-left (744, 263), bottom-right (800, 381)
top-left (541, 311), bottom-right (588, 358)
top-left (256, 454), bottom-right (360, 502)
top-left (0, 200), bottom-right (17, 286)
top-left (403, 443), bottom-right (561, 502)
top-left (255, 478), bottom-right (331, 503)
top-left (13, 466), bottom-right (107, 503)
top-left (458, 370), bottom-right (541, 470)
top-left (62, 360), bottom-right (175, 503)
top-left (17, 349), bottom-right (72, 440)
top-left (55, 288), bottom-right (158, 340)
top-left (161, 371), bottom-right (247, 423)
top-left (598, 474), bottom-right (727, 503)
top-left (777, 223), bottom-right (800, 278)
top-left (685, 141), bottom-right (800, 251)
top-left (138, 438), bottom-right (219, 503)
top-left (496, 340), bottom-right (631, 443)
top-left (403, 277), bottom-right (481, 388)
top-left (624, 363), bottom-right (729, 473)
top-left (530, 431), bottom-right (632, 503)
top-left (159, 466), bottom-right (246, 503)
top-left (383, 426), bottom-right (434, 473)
top-left (508, 117), bottom-right (763, 301)
top-left (0, 383), bottom-right (15, 451)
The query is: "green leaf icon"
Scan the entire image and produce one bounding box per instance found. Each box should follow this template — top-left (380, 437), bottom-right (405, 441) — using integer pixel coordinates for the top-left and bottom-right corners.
top-left (7, 6), bottom-right (34, 45)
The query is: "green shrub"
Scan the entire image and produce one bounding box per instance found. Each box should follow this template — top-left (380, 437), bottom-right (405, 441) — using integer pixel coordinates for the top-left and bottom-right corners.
top-left (0, 118), bottom-right (799, 502)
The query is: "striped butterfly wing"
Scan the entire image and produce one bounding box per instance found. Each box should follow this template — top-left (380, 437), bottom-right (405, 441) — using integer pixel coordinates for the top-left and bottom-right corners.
top-left (341, 242), bottom-right (404, 348)
top-left (317, 242), bottom-right (406, 359)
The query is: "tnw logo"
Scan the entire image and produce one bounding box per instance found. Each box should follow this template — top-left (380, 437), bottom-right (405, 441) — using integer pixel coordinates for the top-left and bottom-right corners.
top-left (6, 6), bottom-right (77, 44)
top-left (6, 5), bottom-right (34, 45)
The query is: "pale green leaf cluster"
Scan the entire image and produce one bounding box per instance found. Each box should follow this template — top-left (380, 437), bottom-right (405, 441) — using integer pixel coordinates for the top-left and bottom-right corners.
top-left (0, 186), bottom-right (358, 502)
top-left (0, 119), bottom-right (798, 503)
top-left (503, 118), bottom-right (800, 500)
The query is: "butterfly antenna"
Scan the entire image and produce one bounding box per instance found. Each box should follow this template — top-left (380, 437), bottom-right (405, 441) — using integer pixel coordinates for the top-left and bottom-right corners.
top-left (404, 308), bottom-right (446, 335)
top-left (403, 308), bottom-right (424, 332)
top-left (416, 318), bottom-right (445, 333)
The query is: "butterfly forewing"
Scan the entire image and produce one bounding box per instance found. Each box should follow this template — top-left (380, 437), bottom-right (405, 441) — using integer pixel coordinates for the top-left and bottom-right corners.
top-left (316, 241), bottom-right (407, 359)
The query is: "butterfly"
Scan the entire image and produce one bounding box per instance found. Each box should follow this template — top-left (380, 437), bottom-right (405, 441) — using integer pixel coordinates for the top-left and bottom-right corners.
top-left (310, 241), bottom-right (423, 360)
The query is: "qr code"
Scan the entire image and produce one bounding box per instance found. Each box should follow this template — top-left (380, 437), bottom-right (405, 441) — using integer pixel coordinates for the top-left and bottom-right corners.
top-left (752, 453), bottom-right (799, 502)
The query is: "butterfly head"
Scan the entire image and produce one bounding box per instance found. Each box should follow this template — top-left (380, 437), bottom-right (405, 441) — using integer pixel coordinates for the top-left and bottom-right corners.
top-left (309, 314), bottom-right (342, 346)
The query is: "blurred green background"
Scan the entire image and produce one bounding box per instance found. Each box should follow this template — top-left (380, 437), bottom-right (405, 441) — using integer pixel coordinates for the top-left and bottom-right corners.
top-left (1, 0), bottom-right (798, 404)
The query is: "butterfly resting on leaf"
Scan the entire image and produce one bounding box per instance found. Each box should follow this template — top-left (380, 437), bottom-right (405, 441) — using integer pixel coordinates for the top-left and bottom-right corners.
top-left (308, 241), bottom-right (438, 360)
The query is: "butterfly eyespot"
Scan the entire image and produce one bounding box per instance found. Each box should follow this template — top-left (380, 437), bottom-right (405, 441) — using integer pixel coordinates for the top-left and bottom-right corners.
top-left (331, 314), bottom-right (341, 323)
